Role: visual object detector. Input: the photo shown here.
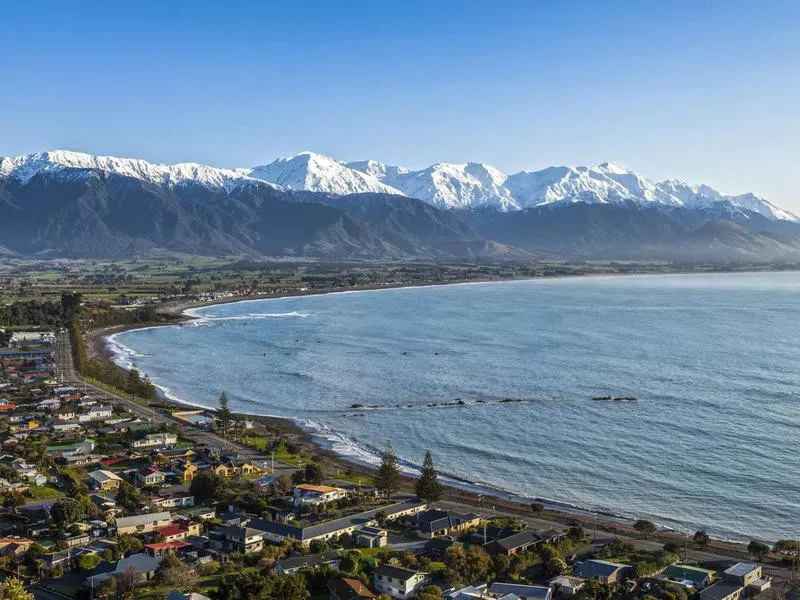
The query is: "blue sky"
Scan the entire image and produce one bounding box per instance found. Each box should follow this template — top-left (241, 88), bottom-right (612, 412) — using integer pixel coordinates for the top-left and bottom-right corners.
top-left (1, 1), bottom-right (798, 207)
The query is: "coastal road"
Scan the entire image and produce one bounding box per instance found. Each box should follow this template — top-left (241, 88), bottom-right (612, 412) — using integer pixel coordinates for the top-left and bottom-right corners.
top-left (55, 332), bottom-right (793, 583)
top-left (54, 331), bottom-right (299, 477)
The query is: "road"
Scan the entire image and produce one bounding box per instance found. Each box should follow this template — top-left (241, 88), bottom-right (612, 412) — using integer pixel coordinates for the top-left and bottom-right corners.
top-left (55, 331), bottom-right (793, 583)
top-left (54, 331), bottom-right (298, 477)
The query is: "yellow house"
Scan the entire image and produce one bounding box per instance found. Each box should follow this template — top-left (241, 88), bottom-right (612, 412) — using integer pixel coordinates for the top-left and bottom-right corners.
top-left (177, 460), bottom-right (198, 482)
top-left (212, 464), bottom-right (230, 477)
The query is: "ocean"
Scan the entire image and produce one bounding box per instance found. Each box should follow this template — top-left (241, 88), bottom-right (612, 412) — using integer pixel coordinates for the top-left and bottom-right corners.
top-left (107, 271), bottom-right (800, 542)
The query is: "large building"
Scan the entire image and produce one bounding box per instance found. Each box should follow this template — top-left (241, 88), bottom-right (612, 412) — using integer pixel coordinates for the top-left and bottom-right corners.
top-left (373, 565), bottom-right (426, 599)
top-left (114, 512), bottom-right (172, 536)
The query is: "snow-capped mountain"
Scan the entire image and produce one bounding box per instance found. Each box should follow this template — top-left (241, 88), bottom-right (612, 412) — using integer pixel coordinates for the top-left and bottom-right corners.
top-left (0, 149), bottom-right (794, 223)
top-left (0, 150), bottom-right (264, 193)
top-left (248, 152), bottom-right (403, 196)
top-left (345, 157), bottom-right (796, 222)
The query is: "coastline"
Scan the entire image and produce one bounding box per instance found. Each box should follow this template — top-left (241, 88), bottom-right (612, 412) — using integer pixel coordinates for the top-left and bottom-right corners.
top-left (84, 273), bottom-right (781, 560)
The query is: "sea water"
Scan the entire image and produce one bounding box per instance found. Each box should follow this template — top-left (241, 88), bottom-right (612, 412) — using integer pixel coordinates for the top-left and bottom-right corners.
top-left (108, 271), bottom-right (800, 541)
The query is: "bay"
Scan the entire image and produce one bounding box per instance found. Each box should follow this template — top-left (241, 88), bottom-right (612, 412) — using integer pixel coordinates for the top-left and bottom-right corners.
top-left (109, 271), bottom-right (800, 541)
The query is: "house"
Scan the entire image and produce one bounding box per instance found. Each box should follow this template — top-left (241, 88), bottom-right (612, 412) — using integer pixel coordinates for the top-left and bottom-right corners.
top-left (223, 457), bottom-right (262, 476)
top-left (699, 583), bottom-right (746, 600)
top-left (135, 467), bottom-right (166, 487)
top-left (406, 509), bottom-right (480, 538)
top-left (85, 553), bottom-right (163, 587)
top-left (572, 560), bottom-right (632, 584)
top-left (157, 521), bottom-right (201, 543)
top-left (548, 575), bottom-right (586, 596)
top-left (211, 525), bottom-right (265, 554)
top-left (78, 405), bottom-right (113, 423)
top-left (489, 583), bottom-right (552, 600)
top-left (293, 484), bottom-right (349, 507)
top-left (88, 469), bottom-right (123, 491)
top-left (131, 432), bottom-right (178, 449)
top-left (173, 458), bottom-right (198, 482)
top-left (150, 493), bottom-right (195, 509)
top-left (328, 577), bottom-right (376, 600)
top-left (445, 584), bottom-right (489, 600)
top-left (0, 537), bottom-right (33, 556)
top-left (275, 550), bottom-right (341, 575)
top-left (662, 564), bottom-right (715, 589)
top-left (424, 537), bottom-right (461, 558)
top-left (354, 526), bottom-right (388, 548)
top-left (487, 530), bottom-right (546, 556)
top-left (184, 507), bottom-right (215, 521)
top-left (700, 563), bottom-right (771, 600)
top-left (144, 541), bottom-right (190, 558)
top-left (373, 565), bottom-right (426, 599)
top-left (114, 512), bottom-right (172, 536)
top-left (247, 498), bottom-right (425, 546)
top-left (166, 593), bottom-right (211, 600)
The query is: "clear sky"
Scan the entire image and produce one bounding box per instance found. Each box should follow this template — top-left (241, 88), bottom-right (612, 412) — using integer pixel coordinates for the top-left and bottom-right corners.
top-left (1, 1), bottom-right (798, 207)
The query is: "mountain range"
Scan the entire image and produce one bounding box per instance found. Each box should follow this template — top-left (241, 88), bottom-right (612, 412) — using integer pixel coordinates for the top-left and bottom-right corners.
top-left (0, 149), bottom-right (798, 262)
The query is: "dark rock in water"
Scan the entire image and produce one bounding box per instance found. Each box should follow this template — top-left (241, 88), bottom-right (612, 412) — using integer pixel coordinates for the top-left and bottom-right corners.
top-left (500, 397), bottom-right (522, 403)
top-left (402, 351), bottom-right (408, 355)
top-left (475, 399), bottom-right (486, 403)
top-left (456, 399), bottom-right (466, 405)
top-left (592, 395), bottom-right (638, 402)
top-left (350, 403), bottom-right (365, 409)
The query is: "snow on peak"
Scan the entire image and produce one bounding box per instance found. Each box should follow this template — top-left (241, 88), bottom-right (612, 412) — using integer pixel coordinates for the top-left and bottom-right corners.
top-left (249, 153), bottom-right (404, 196)
top-left (0, 149), bottom-right (262, 192)
top-left (1, 149), bottom-right (794, 222)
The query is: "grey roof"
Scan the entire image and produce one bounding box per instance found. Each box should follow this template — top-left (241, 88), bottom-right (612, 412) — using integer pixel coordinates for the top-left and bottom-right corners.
top-left (86, 553), bottom-right (162, 585)
top-left (374, 564), bottom-right (419, 581)
top-left (495, 531), bottom-right (543, 551)
top-left (489, 582), bottom-right (551, 599)
top-left (724, 563), bottom-right (759, 577)
top-left (413, 509), bottom-right (478, 534)
top-left (573, 560), bottom-right (631, 579)
top-left (250, 498), bottom-right (424, 541)
top-left (276, 550), bottom-right (341, 571)
top-left (114, 511), bottom-right (171, 529)
top-left (700, 582), bottom-right (745, 600)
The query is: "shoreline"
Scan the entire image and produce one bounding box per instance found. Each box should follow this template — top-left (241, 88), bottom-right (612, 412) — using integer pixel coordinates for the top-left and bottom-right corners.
top-left (84, 272), bottom-right (785, 561)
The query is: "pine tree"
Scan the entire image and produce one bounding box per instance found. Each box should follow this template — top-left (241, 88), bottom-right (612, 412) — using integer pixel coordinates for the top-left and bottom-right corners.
top-left (374, 442), bottom-right (402, 501)
top-left (414, 450), bottom-right (443, 504)
top-left (217, 391), bottom-right (232, 439)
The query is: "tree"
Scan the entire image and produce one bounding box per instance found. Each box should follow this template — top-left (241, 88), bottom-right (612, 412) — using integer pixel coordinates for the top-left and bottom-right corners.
top-left (774, 540), bottom-right (800, 566)
top-left (96, 576), bottom-right (117, 599)
top-left (2, 491), bottom-right (22, 513)
top-left (748, 540), bottom-right (770, 560)
top-left (156, 554), bottom-right (198, 591)
top-left (77, 553), bottom-right (102, 571)
top-left (416, 585), bottom-right (443, 600)
top-left (51, 498), bottom-right (85, 528)
top-left (118, 535), bottom-right (143, 556)
top-left (189, 471), bottom-right (221, 502)
top-left (126, 369), bottom-right (143, 398)
top-left (531, 502), bottom-right (545, 515)
top-left (0, 578), bottom-right (33, 600)
top-left (567, 525), bottom-right (585, 542)
top-left (374, 442), bottom-right (402, 500)
top-left (304, 463), bottom-right (324, 485)
top-left (546, 556), bottom-right (569, 576)
top-left (415, 451), bottom-right (443, 504)
top-left (115, 564), bottom-right (141, 599)
top-left (217, 391), bottom-right (232, 439)
top-left (115, 482), bottom-right (143, 512)
top-left (693, 530), bottom-right (710, 548)
top-left (633, 519), bottom-right (656, 539)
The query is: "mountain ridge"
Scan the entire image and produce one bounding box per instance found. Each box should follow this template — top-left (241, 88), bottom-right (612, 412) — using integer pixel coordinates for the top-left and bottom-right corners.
top-left (1, 149), bottom-right (794, 223)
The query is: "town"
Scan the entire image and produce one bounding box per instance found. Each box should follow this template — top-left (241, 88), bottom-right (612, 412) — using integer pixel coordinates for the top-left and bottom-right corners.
top-left (0, 307), bottom-right (795, 600)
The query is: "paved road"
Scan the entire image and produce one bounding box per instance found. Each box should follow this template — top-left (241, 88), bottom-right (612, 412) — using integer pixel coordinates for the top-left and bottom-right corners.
top-left (54, 331), bottom-right (298, 478)
top-left (56, 332), bottom-right (792, 583)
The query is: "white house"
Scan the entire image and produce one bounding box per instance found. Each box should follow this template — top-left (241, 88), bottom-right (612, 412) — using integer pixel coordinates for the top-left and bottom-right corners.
top-left (373, 565), bottom-right (426, 599)
top-left (292, 484), bottom-right (349, 507)
top-left (131, 433), bottom-right (178, 449)
top-left (78, 405), bottom-right (113, 423)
